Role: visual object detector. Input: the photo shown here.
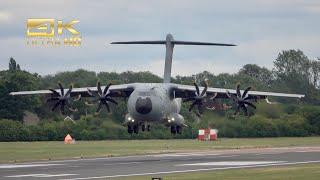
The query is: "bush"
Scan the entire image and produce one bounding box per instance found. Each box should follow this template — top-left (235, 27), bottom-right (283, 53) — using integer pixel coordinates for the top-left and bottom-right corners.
top-left (247, 115), bottom-right (279, 137)
top-left (299, 106), bottom-right (320, 135)
top-left (0, 119), bottom-right (25, 141)
top-left (279, 114), bottom-right (310, 137)
top-left (256, 103), bottom-right (282, 119)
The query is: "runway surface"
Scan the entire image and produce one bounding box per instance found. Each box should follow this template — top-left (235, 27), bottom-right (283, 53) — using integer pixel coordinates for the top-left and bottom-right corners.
top-left (1, 146), bottom-right (320, 179)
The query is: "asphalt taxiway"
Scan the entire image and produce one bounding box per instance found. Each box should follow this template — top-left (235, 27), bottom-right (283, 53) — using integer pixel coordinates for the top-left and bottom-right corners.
top-left (1, 146), bottom-right (320, 179)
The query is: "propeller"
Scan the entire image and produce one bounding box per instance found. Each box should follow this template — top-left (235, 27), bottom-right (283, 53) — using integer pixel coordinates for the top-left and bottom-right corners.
top-left (47, 83), bottom-right (78, 114)
top-left (86, 81), bottom-right (118, 114)
top-left (226, 83), bottom-right (256, 116)
top-left (183, 81), bottom-right (216, 117)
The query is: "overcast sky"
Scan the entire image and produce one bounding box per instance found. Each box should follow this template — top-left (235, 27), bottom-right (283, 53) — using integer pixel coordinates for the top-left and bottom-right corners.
top-left (0, 0), bottom-right (319, 77)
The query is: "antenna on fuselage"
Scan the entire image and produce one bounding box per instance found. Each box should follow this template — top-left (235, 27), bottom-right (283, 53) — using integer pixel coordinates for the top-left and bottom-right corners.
top-left (111, 34), bottom-right (236, 83)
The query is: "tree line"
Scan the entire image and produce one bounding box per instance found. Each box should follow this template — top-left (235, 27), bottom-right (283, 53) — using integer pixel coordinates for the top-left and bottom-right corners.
top-left (0, 50), bottom-right (319, 141)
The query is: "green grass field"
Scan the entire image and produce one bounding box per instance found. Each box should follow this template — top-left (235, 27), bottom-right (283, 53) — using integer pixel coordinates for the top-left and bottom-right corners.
top-left (117, 163), bottom-right (320, 180)
top-left (0, 137), bottom-right (320, 163)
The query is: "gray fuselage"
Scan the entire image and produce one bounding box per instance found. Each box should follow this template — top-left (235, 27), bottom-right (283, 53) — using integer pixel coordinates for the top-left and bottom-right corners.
top-left (126, 83), bottom-right (181, 123)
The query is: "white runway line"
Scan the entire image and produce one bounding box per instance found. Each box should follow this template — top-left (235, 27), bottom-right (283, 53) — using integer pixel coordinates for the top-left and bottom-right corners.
top-left (6, 174), bottom-right (77, 178)
top-left (0, 163), bottom-right (62, 169)
top-left (211, 155), bottom-right (239, 158)
top-left (152, 153), bottom-right (221, 157)
top-left (177, 161), bottom-right (285, 166)
top-left (255, 152), bottom-right (285, 156)
top-left (59, 160), bottom-right (320, 180)
top-left (103, 162), bottom-right (142, 166)
top-left (294, 150), bottom-right (320, 153)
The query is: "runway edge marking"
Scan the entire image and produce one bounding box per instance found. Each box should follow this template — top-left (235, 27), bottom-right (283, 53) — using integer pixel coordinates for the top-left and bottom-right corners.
top-left (59, 160), bottom-right (320, 180)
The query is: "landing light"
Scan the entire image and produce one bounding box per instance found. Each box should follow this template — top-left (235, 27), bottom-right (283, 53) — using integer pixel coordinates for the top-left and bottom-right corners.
top-left (131, 119), bottom-right (135, 122)
top-left (128, 117), bottom-right (132, 120)
top-left (171, 117), bottom-right (175, 121)
top-left (168, 120), bottom-right (171, 123)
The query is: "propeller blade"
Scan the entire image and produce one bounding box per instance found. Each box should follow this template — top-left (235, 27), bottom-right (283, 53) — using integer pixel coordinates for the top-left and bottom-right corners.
top-left (49, 89), bottom-right (60, 97)
top-left (52, 101), bottom-right (61, 111)
top-left (184, 80), bottom-right (211, 117)
top-left (226, 91), bottom-right (232, 98)
top-left (244, 96), bottom-right (256, 101)
top-left (200, 82), bottom-right (208, 96)
top-left (241, 105), bottom-right (248, 116)
top-left (194, 82), bottom-right (200, 96)
top-left (47, 97), bottom-right (59, 102)
top-left (189, 101), bottom-right (197, 112)
top-left (244, 101), bottom-right (257, 109)
top-left (60, 101), bottom-right (66, 114)
top-left (195, 111), bottom-right (201, 117)
top-left (96, 102), bottom-right (103, 113)
top-left (236, 84), bottom-right (241, 98)
top-left (210, 92), bottom-right (218, 100)
top-left (65, 84), bottom-right (73, 97)
top-left (97, 81), bottom-right (102, 95)
top-left (48, 83), bottom-right (77, 114)
top-left (104, 102), bottom-right (110, 112)
top-left (197, 103), bottom-right (204, 114)
top-left (103, 83), bottom-right (112, 95)
top-left (106, 97), bottom-right (118, 105)
top-left (58, 83), bottom-right (64, 96)
top-left (242, 86), bottom-right (251, 98)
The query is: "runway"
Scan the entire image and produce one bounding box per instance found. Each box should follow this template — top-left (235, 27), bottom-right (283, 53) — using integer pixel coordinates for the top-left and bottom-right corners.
top-left (1, 146), bottom-right (320, 179)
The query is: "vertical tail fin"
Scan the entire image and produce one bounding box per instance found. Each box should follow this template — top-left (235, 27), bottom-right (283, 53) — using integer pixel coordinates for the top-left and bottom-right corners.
top-left (111, 34), bottom-right (236, 83)
top-left (163, 34), bottom-right (174, 83)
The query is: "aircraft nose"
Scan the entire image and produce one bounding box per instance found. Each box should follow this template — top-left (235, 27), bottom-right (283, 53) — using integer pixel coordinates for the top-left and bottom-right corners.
top-left (135, 97), bottom-right (152, 114)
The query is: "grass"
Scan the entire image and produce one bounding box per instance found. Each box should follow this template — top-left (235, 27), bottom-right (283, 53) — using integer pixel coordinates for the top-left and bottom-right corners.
top-left (117, 163), bottom-right (320, 180)
top-left (0, 137), bottom-right (319, 163)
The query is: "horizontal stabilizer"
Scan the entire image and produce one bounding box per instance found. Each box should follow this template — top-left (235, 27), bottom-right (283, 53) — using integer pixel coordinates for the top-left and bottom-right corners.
top-left (111, 41), bottom-right (166, 44)
top-left (111, 33), bottom-right (236, 83)
top-left (111, 41), bottom-right (236, 46)
top-left (173, 41), bottom-right (236, 46)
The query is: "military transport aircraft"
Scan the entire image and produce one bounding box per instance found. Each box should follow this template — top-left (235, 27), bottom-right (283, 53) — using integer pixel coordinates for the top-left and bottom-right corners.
top-left (10, 34), bottom-right (304, 134)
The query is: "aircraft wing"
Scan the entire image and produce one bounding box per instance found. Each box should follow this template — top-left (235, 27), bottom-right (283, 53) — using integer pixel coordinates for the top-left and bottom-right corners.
top-left (9, 83), bottom-right (135, 98)
top-left (171, 83), bottom-right (305, 99)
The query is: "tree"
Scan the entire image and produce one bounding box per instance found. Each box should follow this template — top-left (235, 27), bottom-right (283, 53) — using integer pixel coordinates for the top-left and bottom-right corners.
top-left (310, 59), bottom-right (320, 88)
top-left (272, 50), bottom-right (316, 103)
top-left (0, 62), bottom-right (41, 121)
top-left (9, 57), bottom-right (20, 71)
top-left (239, 64), bottom-right (273, 87)
top-left (273, 50), bottom-right (310, 79)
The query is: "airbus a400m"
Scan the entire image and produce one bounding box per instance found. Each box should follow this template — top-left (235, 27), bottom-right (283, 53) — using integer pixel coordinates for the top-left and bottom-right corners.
top-left (10, 34), bottom-right (304, 135)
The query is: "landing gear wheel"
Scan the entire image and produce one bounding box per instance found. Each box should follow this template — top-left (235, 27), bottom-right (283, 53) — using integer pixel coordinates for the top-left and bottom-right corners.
top-left (170, 126), bottom-right (177, 135)
top-left (141, 125), bottom-right (145, 132)
top-left (133, 124), bottom-right (139, 134)
top-left (147, 125), bottom-right (151, 131)
top-left (127, 125), bottom-right (133, 134)
top-left (176, 126), bottom-right (182, 134)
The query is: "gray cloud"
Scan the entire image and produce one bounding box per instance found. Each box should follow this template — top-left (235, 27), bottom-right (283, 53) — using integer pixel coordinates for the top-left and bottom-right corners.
top-left (0, 0), bottom-right (319, 77)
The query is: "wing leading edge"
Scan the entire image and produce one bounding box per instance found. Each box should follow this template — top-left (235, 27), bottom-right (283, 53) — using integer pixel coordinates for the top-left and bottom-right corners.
top-left (10, 83), bottom-right (135, 98)
top-left (171, 83), bottom-right (304, 99)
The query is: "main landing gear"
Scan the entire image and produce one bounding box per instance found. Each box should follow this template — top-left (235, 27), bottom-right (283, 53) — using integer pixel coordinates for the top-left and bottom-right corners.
top-left (127, 124), bottom-right (150, 134)
top-left (170, 125), bottom-right (182, 135)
